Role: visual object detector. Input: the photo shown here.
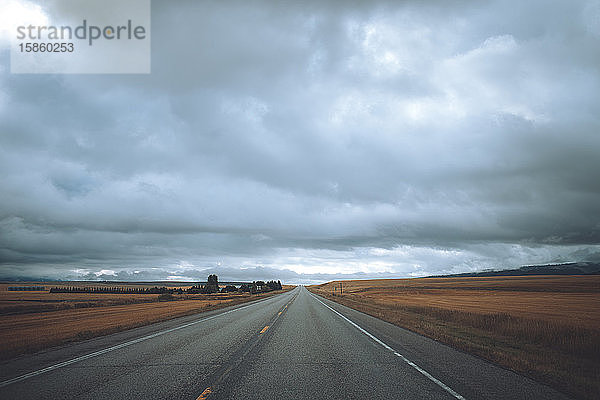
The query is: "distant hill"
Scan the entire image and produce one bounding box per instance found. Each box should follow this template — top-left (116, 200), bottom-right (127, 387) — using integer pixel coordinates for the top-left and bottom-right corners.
top-left (431, 262), bottom-right (600, 278)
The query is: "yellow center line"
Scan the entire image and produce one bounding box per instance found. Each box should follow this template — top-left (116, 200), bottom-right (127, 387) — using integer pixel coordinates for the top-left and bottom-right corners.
top-left (192, 295), bottom-right (297, 400)
top-left (196, 386), bottom-right (212, 400)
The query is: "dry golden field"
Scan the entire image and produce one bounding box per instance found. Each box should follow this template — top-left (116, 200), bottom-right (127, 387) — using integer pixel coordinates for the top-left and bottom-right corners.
top-left (309, 275), bottom-right (600, 400)
top-left (0, 282), bottom-right (292, 360)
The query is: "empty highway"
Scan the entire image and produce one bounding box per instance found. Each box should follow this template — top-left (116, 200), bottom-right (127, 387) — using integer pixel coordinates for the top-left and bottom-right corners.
top-left (0, 286), bottom-right (570, 399)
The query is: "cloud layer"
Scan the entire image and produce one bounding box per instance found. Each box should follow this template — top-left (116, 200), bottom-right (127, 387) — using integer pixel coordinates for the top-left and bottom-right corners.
top-left (1, 0), bottom-right (599, 283)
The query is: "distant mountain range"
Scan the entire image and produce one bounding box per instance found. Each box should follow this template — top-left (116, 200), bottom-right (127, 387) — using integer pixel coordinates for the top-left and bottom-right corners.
top-left (2, 262), bottom-right (599, 283)
top-left (432, 262), bottom-right (600, 278)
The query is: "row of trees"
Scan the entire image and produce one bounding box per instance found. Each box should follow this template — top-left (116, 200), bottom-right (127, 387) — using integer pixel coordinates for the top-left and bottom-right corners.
top-left (239, 280), bottom-right (282, 293)
top-left (185, 278), bottom-right (283, 294)
top-left (49, 276), bottom-right (283, 295)
top-left (49, 286), bottom-right (181, 294)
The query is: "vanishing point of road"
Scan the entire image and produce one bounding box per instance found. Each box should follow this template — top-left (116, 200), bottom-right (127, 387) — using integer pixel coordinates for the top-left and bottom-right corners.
top-left (0, 286), bottom-right (570, 399)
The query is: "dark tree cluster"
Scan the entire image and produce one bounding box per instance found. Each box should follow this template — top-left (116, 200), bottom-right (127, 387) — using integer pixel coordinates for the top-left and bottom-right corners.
top-left (186, 284), bottom-right (217, 294)
top-left (249, 280), bottom-right (282, 293)
top-left (239, 283), bottom-right (251, 292)
top-left (266, 280), bottom-right (283, 290)
top-left (222, 285), bottom-right (238, 293)
top-left (187, 274), bottom-right (220, 294)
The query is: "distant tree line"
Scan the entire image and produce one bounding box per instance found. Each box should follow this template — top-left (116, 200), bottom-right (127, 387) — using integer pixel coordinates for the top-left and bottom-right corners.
top-left (8, 286), bottom-right (45, 291)
top-left (49, 286), bottom-right (182, 294)
top-left (49, 276), bottom-right (283, 295)
top-left (238, 280), bottom-right (283, 293)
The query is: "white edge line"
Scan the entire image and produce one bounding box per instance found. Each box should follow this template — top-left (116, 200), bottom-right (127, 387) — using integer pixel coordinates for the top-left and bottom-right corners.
top-left (310, 292), bottom-right (466, 400)
top-left (0, 291), bottom-right (295, 388)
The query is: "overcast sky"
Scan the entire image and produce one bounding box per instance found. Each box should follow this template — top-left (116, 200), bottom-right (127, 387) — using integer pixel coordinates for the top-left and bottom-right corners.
top-left (1, 0), bottom-right (599, 283)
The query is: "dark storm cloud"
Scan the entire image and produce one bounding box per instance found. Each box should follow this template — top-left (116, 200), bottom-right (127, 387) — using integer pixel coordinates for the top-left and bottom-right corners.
top-left (1, 0), bottom-right (599, 282)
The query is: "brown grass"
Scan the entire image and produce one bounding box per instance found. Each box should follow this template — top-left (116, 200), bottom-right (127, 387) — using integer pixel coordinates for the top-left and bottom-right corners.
top-left (308, 275), bottom-right (600, 400)
top-left (0, 282), bottom-right (293, 360)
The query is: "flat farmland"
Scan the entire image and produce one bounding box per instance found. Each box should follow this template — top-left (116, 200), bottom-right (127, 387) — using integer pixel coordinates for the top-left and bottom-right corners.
top-left (0, 285), bottom-right (161, 315)
top-left (309, 275), bottom-right (600, 400)
top-left (0, 282), bottom-right (292, 360)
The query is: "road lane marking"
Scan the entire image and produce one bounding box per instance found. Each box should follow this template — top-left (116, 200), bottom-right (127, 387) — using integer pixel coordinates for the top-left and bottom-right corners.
top-left (311, 293), bottom-right (466, 400)
top-left (0, 290), bottom-right (298, 389)
top-left (190, 289), bottom-right (300, 399)
top-left (196, 386), bottom-right (212, 400)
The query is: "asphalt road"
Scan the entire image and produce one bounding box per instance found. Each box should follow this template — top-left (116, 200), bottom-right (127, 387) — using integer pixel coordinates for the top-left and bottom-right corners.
top-left (0, 286), bottom-right (571, 399)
